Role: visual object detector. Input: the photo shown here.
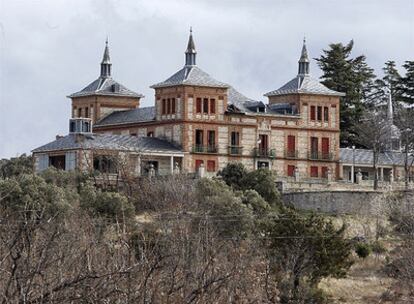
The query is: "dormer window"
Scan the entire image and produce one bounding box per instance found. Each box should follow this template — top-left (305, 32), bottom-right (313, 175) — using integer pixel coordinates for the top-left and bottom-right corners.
top-left (69, 118), bottom-right (93, 134)
top-left (111, 83), bottom-right (120, 92)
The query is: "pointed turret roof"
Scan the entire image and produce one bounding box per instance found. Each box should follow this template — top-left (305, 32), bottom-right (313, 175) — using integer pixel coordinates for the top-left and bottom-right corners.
top-left (265, 39), bottom-right (345, 97)
top-left (186, 27), bottom-right (196, 54)
top-left (151, 30), bottom-right (228, 89)
top-left (69, 40), bottom-right (143, 98)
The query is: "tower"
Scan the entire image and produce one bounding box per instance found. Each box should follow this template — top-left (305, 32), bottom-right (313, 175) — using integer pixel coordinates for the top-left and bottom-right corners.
top-left (298, 38), bottom-right (310, 76)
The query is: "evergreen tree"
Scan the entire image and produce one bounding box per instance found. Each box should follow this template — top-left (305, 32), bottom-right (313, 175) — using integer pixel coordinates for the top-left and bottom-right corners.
top-left (316, 40), bottom-right (376, 147)
top-left (399, 61), bottom-right (414, 105)
top-left (369, 61), bottom-right (401, 108)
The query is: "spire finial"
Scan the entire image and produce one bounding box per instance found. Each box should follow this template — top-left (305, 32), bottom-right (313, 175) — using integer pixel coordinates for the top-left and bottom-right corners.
top-left (388, 84), bottom-right (394, 123)
top-left (185, 28), bottom-right (196, 66)
top-left (298, 38), bottom-right (310, 76)
top-left (100, 38), bottom-right (112, 78)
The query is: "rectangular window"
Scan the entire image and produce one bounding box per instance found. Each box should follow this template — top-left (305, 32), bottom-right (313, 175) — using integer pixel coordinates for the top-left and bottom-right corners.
top-left (310, 106), bottom-right (316, 120)
top-left (195, 159), bottom-right (204, 170)
top-left (203, 98), bottom-right (209, 114)
top-left (310, 166), bottom-right (318, 178)
top-left (162, 99), bottom-right (166, 115)
top-left (324, 107), bottom-right (329, 122)
top-left (147, 131), bottom-right (154, 137)
top-left (78, 108), bottom-right (82, 118)
top-left (208, 130), bottom-right (216, 152)
top-left (311, 137), bottom-right (318, 159)
top-left (85, 107), bottom-right (89, 118)
top-left (171, 98), bottom-right (176, 114)
top-left (49, 155), bottom-right (66, 170)
top-left (317, 106), bottom-right (322, 121)
top-left (210, 99), bottom-right (216, 114)
top-left (196, 98), bottom-right (202, 113)
top-left (287, 165), bottom-right (295, 177)
top-left (207, 160), bottom-right (215, 172)
top-left (287, 135), bottom-right (296, 152)
top-left (167, 98), bottom-right (171, 114)
top-left (93, 155), bottom-right (117, 174)
top-left (322, 137), bottom-right (330, 159)
top-left (195, 130), bottom-right (204, 152)
top-left (321, 167), bottom-right (329, 178)
top-left (231, 131), bottom-right (240, 146)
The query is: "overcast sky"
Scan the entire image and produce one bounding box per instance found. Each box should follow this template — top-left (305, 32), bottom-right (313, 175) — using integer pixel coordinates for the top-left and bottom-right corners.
top-left (0, 0), bottom-right (413, 158)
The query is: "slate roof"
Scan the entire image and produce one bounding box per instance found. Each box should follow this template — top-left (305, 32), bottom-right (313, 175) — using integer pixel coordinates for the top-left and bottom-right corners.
top-left (340, 148), bottom-right (413, 166)
top-left (68, 77), bottom-right (144, 98)
top-left (151, 66), bottom-right (229, 89)
top-left (264, 75), bottom-right (345, 97)
top-left (95, 107), bottom-right (156, 127)
top-left (32, 134), bottom-right (182, 154)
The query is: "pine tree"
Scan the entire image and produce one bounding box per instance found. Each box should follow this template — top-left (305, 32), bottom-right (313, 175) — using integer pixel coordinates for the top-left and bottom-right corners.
top-left (399, 61), bottom-right (414, 105)
top-left (368, 61), bottom-right (401, 108)
top-left (316, 40), bottom-right (376, 147)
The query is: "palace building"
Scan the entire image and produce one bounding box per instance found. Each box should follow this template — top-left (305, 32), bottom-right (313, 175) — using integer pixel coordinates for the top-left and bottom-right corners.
top-left (32, 30), bottom-right (413, 183)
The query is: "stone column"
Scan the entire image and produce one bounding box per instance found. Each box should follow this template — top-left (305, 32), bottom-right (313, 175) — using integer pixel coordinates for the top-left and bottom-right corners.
top-left (327, 168), bottom-right (333, 182)
top-left (174, 162), bottom-right (180, 174)
top-left (148, 163), bottom-right (155, 179)
top-left (294, 167), bottom-right (300, 182)
top-left (170, 155), bottom-right (174, 175)
top-left (356, 169), bottom-right (362, 184)
top-left (198, 163), bottom-right (205, 178)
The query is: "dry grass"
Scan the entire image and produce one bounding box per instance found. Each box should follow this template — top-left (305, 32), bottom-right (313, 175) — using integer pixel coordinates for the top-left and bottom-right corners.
top-left (320, 215), bottom-right (398, 303)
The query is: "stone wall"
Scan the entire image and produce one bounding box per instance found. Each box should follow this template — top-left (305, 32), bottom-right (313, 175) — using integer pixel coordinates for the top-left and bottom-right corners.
top-left (282, 190), bottom-right (414, 215)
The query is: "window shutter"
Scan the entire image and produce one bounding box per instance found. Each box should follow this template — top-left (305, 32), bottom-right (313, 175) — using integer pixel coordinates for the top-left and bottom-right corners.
top-left (65, 151), bottom-right (77, 171)
top-left (36, 154), bottom-right (49, 172)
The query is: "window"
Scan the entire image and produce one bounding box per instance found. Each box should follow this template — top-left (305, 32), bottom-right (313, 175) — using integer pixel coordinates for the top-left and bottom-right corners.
top-left (196, 98), bottom-right (202, 113)
top-left (287, 135), bottom-right (296, 156)
top-left (310, 166), bottom-right (318, 177)
top-left (171, 98), bottom-right (176, 114)
top-left (210, 99), bottom-right (216, 114)
top-left (310, 106), bottom-right (316, 120)
top-left (207, 130), bottom-right (216, 152)
top-left (195, 130), bottom-right (204, 152)
top-left (162, 99), bottom-right (166, 115)
top-left (324, 107), bottom-right (329, 122)
top-left (203, 98), bottom-right (209, 114)
top-left (287, 165), bottom-right (295, 177)
top-left (49, 155), bottom-right (66, 170)
top-left (130, 132), bottom-right (137, 136)
top-left (322, 137), bottom-right (330, 159)
top-left (310, 137), bottom-right (318, 158)
top-left (322, 167), bottom-right (329, 178)
top-left (207, 160), bottom-right (215, 172)
top-left (195, 159), bottom-right (204, 170)
top-left (78, 108), bottom-right (82, 118)
top-left (230, 131), bottom-right (240, 146)
top-left (317, 106), bottom-right (322, 121)
top-left (85, 107), bottom-right (89, 118)
top-left (93, 155), bottom-right (117, 174)
top-left (147, 131), bottom-right (154, 137)
top-left (167, 98), bottom-right (171, 114)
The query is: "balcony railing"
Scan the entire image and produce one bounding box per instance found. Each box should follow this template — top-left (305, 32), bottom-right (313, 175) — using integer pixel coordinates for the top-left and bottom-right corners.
top-left (285, 150), bottom-right (299, 159)
top-left (308, 151), bottom-right (334, 161)
top-left (253, 148), bottom-right (276, 159)
top-left (228, 146), bottom-right (243, 155)
top-left (192, 145), bottom-right (218, 154)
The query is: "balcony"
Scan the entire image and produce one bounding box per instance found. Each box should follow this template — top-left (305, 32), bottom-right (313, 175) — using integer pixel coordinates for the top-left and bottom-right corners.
top-left (192, 145), bottom-right (218, 154)
top-left (308, 151), bottom-right (334, 161)
top-left (253, 148), bottom-right (276, 159)
top-left (285, 150), bottom-right (299, 159)
top-left (228, 146), bottom-right (243, 156)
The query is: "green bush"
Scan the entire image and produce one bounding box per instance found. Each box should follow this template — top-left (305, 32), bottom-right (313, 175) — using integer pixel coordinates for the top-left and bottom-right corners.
top-left (371, 240), bottom-right (387, 254)
top-left (218, 162), bottom-right (247, 190)
top-left (241, 169), bottom-right (281, 207)
top-left (80, 182), bottom-right (134, 221)
top-left (355, 242), bottom-right (372, 258)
